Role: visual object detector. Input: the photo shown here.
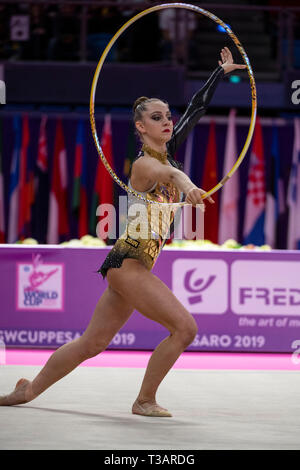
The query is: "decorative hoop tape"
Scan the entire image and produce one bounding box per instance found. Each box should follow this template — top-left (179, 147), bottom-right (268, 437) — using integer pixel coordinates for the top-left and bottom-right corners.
top-left (90, 3), bottom-right (257, 205)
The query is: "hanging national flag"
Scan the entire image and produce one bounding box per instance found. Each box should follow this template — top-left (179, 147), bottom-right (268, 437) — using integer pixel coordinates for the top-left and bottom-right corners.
top-left (201, 120), bottom-right (219, 244)
top-left (0, 119), bottom-right (5, 243)
top-left (90, 114), bottom-right (114, 240)
top-left (32, 115), bottom-right (49, 243)
top-left (18, 114), bottom-right (30, 239)
top-left (90, 156), bottom-right (101, 236)
top-left (265, 124), bottom-right (282, 248)
top-left (47, 118), bottom-right (69, 244)
top-left (218, 108), bottom-right (239, 244)
top-left (243, 117), bottom-right (266, 245)
top-left (37, 115), bottom-right (48, 173)
top-left (287, 118), bottom-right (300, 250)
top-left (277, 137), bottom-right (285, 219)
top-left (26, 125), bottom-right (35, 238)
top-left (123, 121), bottom-right (136, 178)
top-left (275, 126), bottom-right (286, 249)
top-left (183, 128), bottom-right (194, 178)
top-left (72, 119), bottom-right (88, 238)
top-left (8, 116), bottom-right (21, 243)
top-left (182, 128), bottom-right (195, 240)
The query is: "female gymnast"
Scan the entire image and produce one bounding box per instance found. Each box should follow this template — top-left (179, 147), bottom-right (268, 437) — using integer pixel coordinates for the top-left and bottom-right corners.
top-left (0, 48), bottom-right (246, 416)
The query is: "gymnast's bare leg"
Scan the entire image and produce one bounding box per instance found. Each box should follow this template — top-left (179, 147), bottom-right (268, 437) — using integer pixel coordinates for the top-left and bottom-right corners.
top-left (0, 285), bottom-right (134, 406)
top-left (107, 259), bottom-right (198, 417)
top-left (0, 259), bottom-right (197, 417)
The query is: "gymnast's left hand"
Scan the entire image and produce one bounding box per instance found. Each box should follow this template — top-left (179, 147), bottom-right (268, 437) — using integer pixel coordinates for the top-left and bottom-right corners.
top-left (218, 47), bottom-right (247, 74)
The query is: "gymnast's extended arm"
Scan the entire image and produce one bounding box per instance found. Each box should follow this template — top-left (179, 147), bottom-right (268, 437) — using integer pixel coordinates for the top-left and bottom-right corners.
top-left (167, 65), bottom-right (225, 156)
top-left (167, 47), bottom-right (247, 156)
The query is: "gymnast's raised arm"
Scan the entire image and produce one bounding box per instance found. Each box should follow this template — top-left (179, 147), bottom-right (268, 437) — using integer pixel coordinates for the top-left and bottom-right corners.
top-left (167, 47), bottom-right (246, 156)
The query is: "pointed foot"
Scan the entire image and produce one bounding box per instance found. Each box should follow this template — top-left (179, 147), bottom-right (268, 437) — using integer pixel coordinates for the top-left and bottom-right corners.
top-left (132, 400), bottom-right (172, 417)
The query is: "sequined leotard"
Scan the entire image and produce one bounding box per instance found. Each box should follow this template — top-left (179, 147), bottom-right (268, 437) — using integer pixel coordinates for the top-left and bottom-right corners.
top-left (98, 65), bottom-right (225, 278)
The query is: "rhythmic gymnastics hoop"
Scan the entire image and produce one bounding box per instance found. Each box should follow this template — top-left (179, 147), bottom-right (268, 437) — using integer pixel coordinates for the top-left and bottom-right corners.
top-left (90, 3), bottom-right (257, 205)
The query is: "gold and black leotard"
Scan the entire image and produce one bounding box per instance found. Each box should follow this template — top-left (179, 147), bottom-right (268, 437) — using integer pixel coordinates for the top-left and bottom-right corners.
top-left (98, 65), bottom-right (225, 278)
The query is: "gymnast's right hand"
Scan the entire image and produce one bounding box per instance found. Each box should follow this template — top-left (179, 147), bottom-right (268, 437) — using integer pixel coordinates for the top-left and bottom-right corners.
top-left (185, 187), bottom-right (215, 210)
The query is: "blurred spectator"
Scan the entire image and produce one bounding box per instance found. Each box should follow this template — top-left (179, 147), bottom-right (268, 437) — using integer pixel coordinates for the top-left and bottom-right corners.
top-left (115, 0), bottom-right (161, 63)
top-left (130, 12), bottom-right (161, 62)
top-left (268, 0), bottom-right (299, 5)
top-left (118, 0), bottom-right (144, 18)
top-left (87, 6), bottom-right (122, 61)
top-left (159, 9), bottom-right (197, 64)
top-left (3, 2), bottom-right (30, 60)
top-left (88, 6), bottom-right (122, 35)
top-left (267, 0), bottom-right (300, 68)
top-left (47, 5), bottom-right (80, 61)
top-left (0, 5), bottom-right (12, 59)
top-left (21, 5), bottom-right (51, 60)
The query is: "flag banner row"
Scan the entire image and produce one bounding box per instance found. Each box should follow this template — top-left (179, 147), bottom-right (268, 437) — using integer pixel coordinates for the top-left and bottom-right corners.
top-left (0, 112), bottom-right (298, 249)
top-left (1, 114), bottom-right (116, 245)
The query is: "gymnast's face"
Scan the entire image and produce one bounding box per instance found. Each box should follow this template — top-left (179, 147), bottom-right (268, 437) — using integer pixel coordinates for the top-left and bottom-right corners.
top-left (136, 101), bottom-right (173, 144)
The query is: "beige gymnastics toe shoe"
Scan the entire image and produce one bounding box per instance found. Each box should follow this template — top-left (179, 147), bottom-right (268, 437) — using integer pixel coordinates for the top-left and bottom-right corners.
top-left (132, 400), bottom-right (172, 417)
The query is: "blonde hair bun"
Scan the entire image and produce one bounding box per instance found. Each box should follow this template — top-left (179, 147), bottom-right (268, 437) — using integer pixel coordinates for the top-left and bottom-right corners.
top-left (133, 96), bottom-right (149, 113)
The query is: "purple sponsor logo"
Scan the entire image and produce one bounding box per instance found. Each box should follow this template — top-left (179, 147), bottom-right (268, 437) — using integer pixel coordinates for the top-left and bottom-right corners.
top-left (23, 258), bottom-right (59, 306)
top-left (172, 259), bottom-right (228, 314)
top-left (239, 287), bottom-right (300, 306)
top-left (23, 289), bottom-right (59, 307)
top-left (231, 260), bottom-right (300, 316)
top-left (184, 269), bottom-right (216, 304)
top-left (17, 254), bottom-right (64, 311)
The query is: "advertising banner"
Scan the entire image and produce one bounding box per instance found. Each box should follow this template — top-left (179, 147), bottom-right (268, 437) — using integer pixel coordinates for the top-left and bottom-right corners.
top-left (1, 246), bottom-right (300, 352)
